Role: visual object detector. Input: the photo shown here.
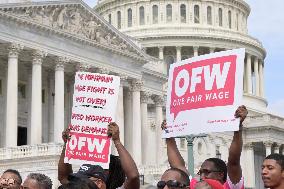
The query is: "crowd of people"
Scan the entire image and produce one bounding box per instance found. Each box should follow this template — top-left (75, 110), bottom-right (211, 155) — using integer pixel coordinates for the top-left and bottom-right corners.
top-left (1, 105), bottom-right (284, 189)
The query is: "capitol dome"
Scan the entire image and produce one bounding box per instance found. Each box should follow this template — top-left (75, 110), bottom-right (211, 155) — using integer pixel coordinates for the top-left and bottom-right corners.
top-left (95, 0), bottom-right (267, 109)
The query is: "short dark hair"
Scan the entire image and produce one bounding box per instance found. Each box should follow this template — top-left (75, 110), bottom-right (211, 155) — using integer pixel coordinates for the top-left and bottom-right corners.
top-left (165, 167), bottom-right (190, 185)
top-left (3, 169), bottom-right (22, 184)
top-left (27, 173), bottom-right (52, 189)
top-left (265, 153), bottom-right (284, 171)
top-left (59, 176), bottom-right (98, 189)
top-left (106, 155), bottom-right (125, 189)
top-left (205, 158), bottom-right (227, 182)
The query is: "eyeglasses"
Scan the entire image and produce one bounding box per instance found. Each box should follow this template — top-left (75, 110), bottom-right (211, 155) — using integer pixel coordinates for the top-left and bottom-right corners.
top-left (157, 180), bottom-right (187, 188)
top-left (0, 178), bottom-right (20, 186)
top-left (197, 169), bottom-right (222, 176)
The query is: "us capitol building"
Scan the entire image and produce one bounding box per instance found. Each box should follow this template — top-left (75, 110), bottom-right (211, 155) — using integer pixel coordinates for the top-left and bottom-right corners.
top-left (0, 0), bottom-right (283, 188)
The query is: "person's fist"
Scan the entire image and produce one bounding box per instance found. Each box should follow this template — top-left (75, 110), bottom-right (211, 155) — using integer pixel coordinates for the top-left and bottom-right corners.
top-left (107, 122), bottom-right (120, 142)
top-left (234, 105), bottom-right (248, 126)
top-left (62, 128), bottom-right (71, 143)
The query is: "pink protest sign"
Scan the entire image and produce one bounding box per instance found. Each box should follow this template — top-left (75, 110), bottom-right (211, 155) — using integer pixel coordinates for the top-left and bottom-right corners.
top-left (164, 49), bottom-right (245, 138)
top-left (64, 72), bottom-right (120, 169)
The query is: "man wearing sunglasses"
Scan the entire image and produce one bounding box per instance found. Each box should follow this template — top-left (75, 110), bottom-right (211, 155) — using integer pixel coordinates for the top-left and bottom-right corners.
top-left (157, 167), bottom-right (189, 189)
top-left (165, 105), bottom-right (247, 189)
top-left (0, 169), bottom-right (22, 189)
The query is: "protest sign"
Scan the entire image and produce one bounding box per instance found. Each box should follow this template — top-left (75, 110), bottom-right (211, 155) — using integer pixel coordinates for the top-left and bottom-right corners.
top-left (64, 72), bottom-right (120, 168)
top-left (164, 48), bottom-right (245, 138)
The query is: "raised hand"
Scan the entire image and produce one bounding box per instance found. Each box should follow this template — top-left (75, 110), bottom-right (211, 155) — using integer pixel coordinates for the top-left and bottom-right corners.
top-left (107, 122), bottom-right (120, 143)
top-left (62, 128), bottom-right (71, 144)
top-left (234, 105), bottom-right (248, 126)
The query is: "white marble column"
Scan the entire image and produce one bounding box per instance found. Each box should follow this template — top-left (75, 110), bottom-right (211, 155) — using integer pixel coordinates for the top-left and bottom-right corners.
top-left (53, 57), bottom-right (67, 143)
top-left (158, 46), bottom-right (164, 60)
top-left (30, 50), bottom-right (46, 144)
top-left (176, 46), bottom-right (182, 62)
top-left (26, 65), bottom-right (32, 145)
top-left (154, 95), bottom-right (164, 164)
top-left (244, 143), bottom-right (255, 188)
top-left (209, 47), bottom-right (215, 54)
top-left (193, 46), bottom-right (199, 57)
top-left (259, 61), bottom-right (264, 97)
top-left (116, 74), bottom-right (127, 145)
top-left (5, 43), bottom-right (22, 147)
top-left (67, 77), bottom-right (75, 126)
top-left (254, 57), bottom-right (259, 96)
top-left (246, 54), bottom-right (252, 94)
top-left (124, 90), bottom-right (133, 154)
top-left (48, 71), bottom-right (55, 142)
top-left (264, 141), bottom-right (272, 156)
top-left (131, 79), bottom-right (143, 165)
top-left (141, 91), bottom-right (153, 164)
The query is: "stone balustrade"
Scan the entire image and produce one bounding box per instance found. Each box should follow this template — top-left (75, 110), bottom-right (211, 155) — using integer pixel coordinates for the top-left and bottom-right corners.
top-left (0, 143), bottom-right (63, 160)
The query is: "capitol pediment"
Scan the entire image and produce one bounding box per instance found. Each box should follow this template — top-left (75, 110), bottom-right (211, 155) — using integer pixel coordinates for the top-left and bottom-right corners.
top-left (0, 0), bottom-right (147, 61)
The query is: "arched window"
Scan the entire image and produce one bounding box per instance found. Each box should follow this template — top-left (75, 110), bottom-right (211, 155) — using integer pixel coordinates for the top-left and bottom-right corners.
top-left (207, 6), bottom-right (212, 25)
top-left (228, 10), bottom-right (232, 29)
top-left (194, 5), bottom-right (200, 23)
top-left (166, 4), bottom-right (172, 22)
top-left (180, 4), bottom-right (186, 23)
top-left (128, 8), bottom-right (132, 27)
top-left (152, 5), bottom-right (158, 24)
top-left (139, 6), bottom-right (145, 25)
top-left (218, 8), bottom-right (223, 26)
top-left (108, 14), bottom-right (111, 24)
top-left (117, 11), bottom-right (121, 29)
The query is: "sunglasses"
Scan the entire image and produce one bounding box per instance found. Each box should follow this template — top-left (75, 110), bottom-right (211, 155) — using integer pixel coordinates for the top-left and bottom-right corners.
top-left (197, 169), bottom-right (222, 176)
top-left (157, 180), bottom-right (187, 188)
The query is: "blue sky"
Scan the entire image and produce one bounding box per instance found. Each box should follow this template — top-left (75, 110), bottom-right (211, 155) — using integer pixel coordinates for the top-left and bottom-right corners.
top-left (84, 0), bottom-right (284, 116)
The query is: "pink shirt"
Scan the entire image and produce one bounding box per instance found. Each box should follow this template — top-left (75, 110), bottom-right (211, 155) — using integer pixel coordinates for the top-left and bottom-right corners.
top-left (190, 176), bottom-right (244, 189)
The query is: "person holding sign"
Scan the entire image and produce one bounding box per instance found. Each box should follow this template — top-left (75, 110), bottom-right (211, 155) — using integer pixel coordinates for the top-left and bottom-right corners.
top-left (58, 122), bottom-right (140, 189)
top-left (164, 105), bottom-right (247, 189)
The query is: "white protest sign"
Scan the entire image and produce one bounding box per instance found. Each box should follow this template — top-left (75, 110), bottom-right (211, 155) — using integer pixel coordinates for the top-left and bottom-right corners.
top-left (164, 48), bottom-right (245, 138)
top-left (64, 72), bottom-right (120, 169)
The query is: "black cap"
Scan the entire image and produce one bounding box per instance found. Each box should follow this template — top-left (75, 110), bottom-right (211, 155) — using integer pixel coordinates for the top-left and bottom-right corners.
top-left (71, 164), bottom-right (107, 183)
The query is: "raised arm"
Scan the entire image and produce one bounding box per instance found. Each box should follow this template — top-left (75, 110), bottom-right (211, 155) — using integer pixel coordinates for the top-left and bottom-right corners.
top-left (227, 105), bottom-right (247, 184)
top-left (162, 120), bottom-right (189, 175)
top-left (107, 122), bottom-right (140, 189)
top-left (58, 128), bottom-right (73, 184)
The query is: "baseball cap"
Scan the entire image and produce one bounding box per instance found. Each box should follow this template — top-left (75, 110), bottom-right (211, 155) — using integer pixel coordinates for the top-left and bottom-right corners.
top-left (71, 164), bottom-right (108, 183)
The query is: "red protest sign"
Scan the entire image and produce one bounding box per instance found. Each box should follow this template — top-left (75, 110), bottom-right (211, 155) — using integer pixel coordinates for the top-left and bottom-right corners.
top-left (65, 132), bottom-right (110, 163)
top-left (170, 55), bottom-right (237, 120)
top-left (165, 49), bottom-right (245, 138)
